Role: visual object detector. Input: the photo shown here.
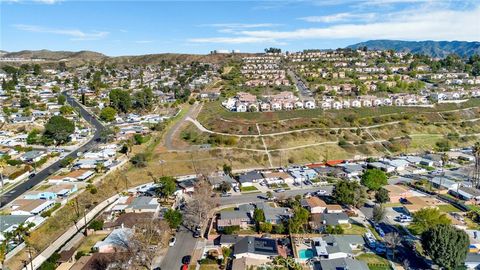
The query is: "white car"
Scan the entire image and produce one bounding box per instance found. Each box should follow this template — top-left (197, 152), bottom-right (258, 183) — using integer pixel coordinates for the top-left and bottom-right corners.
top-left (169, 237), bottom-right (176, 246)
top-left (316, 190), bottom-right (327, 195)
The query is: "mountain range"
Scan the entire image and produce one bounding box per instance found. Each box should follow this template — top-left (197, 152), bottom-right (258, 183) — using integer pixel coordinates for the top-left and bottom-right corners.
top-left (347, 40), bottom-right (480, 58)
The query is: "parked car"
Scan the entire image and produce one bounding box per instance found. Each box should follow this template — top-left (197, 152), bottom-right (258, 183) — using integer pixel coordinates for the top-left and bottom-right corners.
top-left (233, 186), bottom-right (240, 192)
top-left (182, 255), bottom-right (191, 265)
top-left (316, 190), bottom-right (327, 195)
top-left (220, 193), bottom-right (232, 197)
top-left (169, 237), bottom-right (176, 246)
top-left (275, 189), bottom-right (286, 193)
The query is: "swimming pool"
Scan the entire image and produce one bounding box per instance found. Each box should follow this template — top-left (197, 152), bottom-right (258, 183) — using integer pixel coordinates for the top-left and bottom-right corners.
top-left (298, 249), bottom-right (314, 259)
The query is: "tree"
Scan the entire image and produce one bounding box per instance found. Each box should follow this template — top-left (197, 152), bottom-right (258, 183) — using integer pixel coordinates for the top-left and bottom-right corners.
top-left (375, 188), bottom-right (390, 204)
top-left (333, 179), bottom-right (367, 207)
top-left (156, 176), bottom-right (176, 199)
top-left (384, 232), bottom-right (401, 260)
top-left (184, 180), bottom-right (218, 228)
top-left (259, 222), bottom-right (273, 233)
top-left (88, 219), bottom-right (104, 231)
top-left (410, 208), bottom-right (451, 235)
top-left (222, 163), bottom-right (232, 176)
top-left (288, 206), bottom-right (310, 233)
top-left (100, 107), bottom-right (117, 122)
top-left (109, 89), bottom-right (131, 113)
top-left (33, 64), bottom-right (42, 76)
top-left (59, 105), bottom-right (74, 115)
top-left (218, 181), bottom-right (231, 193)
top-left (43, 116), bottom-right (75, 145)
top-left (361, 169), bottom-right (388, 190)
top-left (130, 153), bottom-right (148, 168)
top-left (421, 224), bottom-right (469, 270)
top-left (164, 209), bottom-right (183, 229)
top-left (372, 204), bottom-right (386, 223)
top-left (20, 96), bottom-right (31, 108)
top-left (57, 95), bottom-right (66, 105)
top-left (254, 209), bottom-right (265, 223)
top-left (0, 159), bottom-right (6, 190)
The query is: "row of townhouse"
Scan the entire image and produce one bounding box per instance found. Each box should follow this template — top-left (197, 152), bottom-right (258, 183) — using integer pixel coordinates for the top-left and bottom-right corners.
top-left (223, 91), bottom-right (431, 112)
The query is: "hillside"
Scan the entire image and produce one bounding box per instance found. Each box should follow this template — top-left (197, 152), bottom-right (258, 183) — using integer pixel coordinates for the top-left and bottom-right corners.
top-left (3, 50), bottom-right (107, 61)
top-left (0, 50), bottom-right (256, 66)
top-left (347, 40), bottom-right (480, 58)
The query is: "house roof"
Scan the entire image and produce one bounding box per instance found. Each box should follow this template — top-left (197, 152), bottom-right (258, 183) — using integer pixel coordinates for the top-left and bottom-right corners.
top-left (103, 212), bottom-right (154, 229)
top-left (127, 196), bottom-right (159, 210)
top-left (233, 236), bottom-right (279, 257)
top-left (238, 171), bottom-right (264, 183)
top-left (383, 184), bottom-right (411, 196)
top-left (305, 197), bottom-right (327, 208)
top-left (320, 213), bottom-right (350, 226)
top-left (317, 258), bottom-right (369, 270)
top-left (0, 215), bottom-right (32, 231)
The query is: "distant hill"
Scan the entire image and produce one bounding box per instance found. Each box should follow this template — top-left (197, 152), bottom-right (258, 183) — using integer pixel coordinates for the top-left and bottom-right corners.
top-left (0, 50), bottom-right (255, 66)
top-left (347, 40), bottom-right (480, 58)
top-left (3, 50), bottom-right (107, 61)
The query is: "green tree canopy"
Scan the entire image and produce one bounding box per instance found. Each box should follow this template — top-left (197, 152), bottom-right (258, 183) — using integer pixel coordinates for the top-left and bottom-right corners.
top-left (361, 169), bottom-right (388, 190)
top-left (157, 176), bottom-right (176, 198)
top-left (410, 208), bottom-right (451, 235)
top-left (100, 107), bottom-right (117, 122)
top-left (332, 179), bottom-right (367, 207)
top-left (375, 188), bottom-right (390, 204)
top-left (43, 116), bottom-right (75, 145)
top-left (421, 224), bottom-right (469, 270)
top-left (164, 209), bottom-right (183, 229)
top-left (109, 89), bottom-right (131, 113)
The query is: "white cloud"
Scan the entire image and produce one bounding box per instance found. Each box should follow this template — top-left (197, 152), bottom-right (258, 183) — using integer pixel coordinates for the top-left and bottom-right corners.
top-left (34, 0), bottom-right (60, 4)
top-left (14, 24), bottom-right (109, 40)
top-left (299, 12), bottom-right (376, 23)
top-left (188, 36), bottom-right (277, 44)
top-left (190, 6), bottom-right (480, 44)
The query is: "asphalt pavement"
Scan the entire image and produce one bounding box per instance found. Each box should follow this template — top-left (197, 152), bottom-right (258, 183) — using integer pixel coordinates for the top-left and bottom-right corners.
top-left (0, 92), bottom-right (106, 207)
top-left (219, 185), bottom-right (333, 206)
top-left (159, 226), bottom-right (198, 270)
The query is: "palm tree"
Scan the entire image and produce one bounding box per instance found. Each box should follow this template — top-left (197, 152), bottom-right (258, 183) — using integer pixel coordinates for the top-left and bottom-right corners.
top-left (0, 159), bottom-right (6, 191)
top-left (473, 142), bottom-right (480, 188)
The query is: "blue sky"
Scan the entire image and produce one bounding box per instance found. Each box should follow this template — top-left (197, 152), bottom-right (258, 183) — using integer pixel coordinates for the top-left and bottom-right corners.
top-left (1, 0), bottom-right (479, 56)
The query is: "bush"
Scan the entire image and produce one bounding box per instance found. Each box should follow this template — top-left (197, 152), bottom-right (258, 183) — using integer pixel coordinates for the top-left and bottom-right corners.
top-left (130, 153), bottom-right (148, 167)
top-left (223, 225), bottom-right (240, 235)
top-left (41, 203), bottom-right (61, 217)
top-left (88, 219), bottom-right (104, 231)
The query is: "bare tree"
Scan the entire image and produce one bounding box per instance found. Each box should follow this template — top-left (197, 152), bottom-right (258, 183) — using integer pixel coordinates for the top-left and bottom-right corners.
top-left (384, 232), bottom-right (401, 260)
top-left (472, 142), bottom-right (480, 188)
top-left (184, 180), bottom-right (218, 229)
top-left (106, 219), bottom-right (169, 270)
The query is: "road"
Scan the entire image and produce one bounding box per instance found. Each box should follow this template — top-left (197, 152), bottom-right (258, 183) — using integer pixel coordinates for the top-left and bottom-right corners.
top-left (219, 186), bottom-right (333, 206)
top-left (164, 102), bottom-right (202, 150)
top-left (0, 92), bottom-right (106, 207)
top-left (288, 69), bottom-right (312, 99)
top-left (159, 226), bottom-right (198, 270)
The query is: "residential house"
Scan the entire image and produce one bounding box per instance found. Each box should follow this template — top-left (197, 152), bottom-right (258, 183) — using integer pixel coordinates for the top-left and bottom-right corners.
top-left (93, 228), bottom-right (133, 253)
top-left (312, 235), bottom-right (365, 259)
top-left (238, 171), bottom-right (264, 187)
top-left (124, 196), bottom-right (160, 213)
top-left (10, 199), bottom-right (55, 216)
top-left (233, 236), bottom-right (279, 260)
top-left (217, 204), bottom-right (254, 231)
top-left (315, 258), bottom-right (369, 270)
top-left (382, 184), bottom-right (413, 203)
top-left (23, 184), bottom-right (77, 200)
top-left (49, 169), bottom-right (95, 182)
top-left (301, 197), bottom-right (327, 214)
top-left (256, 202), bottom-right (292, 225)
top-left (20, 150), bottom-right (47, 163)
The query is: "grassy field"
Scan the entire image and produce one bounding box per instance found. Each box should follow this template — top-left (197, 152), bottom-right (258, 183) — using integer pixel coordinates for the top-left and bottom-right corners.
top-left (437, 204), bottom-right (463, 213)
top-left (341, 223), bottom-right (368, 235)
top-left (240, 186), bottom-right (259, 192)
top-left (356, 253), bottom-right (392, 270)
top-left (77, 234), bottom-right (107, 254)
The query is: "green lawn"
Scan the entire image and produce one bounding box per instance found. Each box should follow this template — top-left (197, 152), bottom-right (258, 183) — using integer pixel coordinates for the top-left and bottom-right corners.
top-left (77, 234), bottom-right (106, 254)
top-left (240, 186), bottom-right (259, 192)
top-left (341, 223), bottom-right (368, 235)
top-left (356, 253), bottom-right (391, 270)
top-left (437, 204), bottom-right (462, 213)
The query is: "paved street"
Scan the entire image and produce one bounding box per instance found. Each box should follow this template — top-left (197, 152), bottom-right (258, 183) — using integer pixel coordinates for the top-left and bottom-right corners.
top-left (0, 92), bottom-right (106, 207)
top-left (288, 69), bottom-right (312, 99)
top-left (220, 185), bottom-right (333, 206)
top-left (159, 226), bottom-right (198, 270)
